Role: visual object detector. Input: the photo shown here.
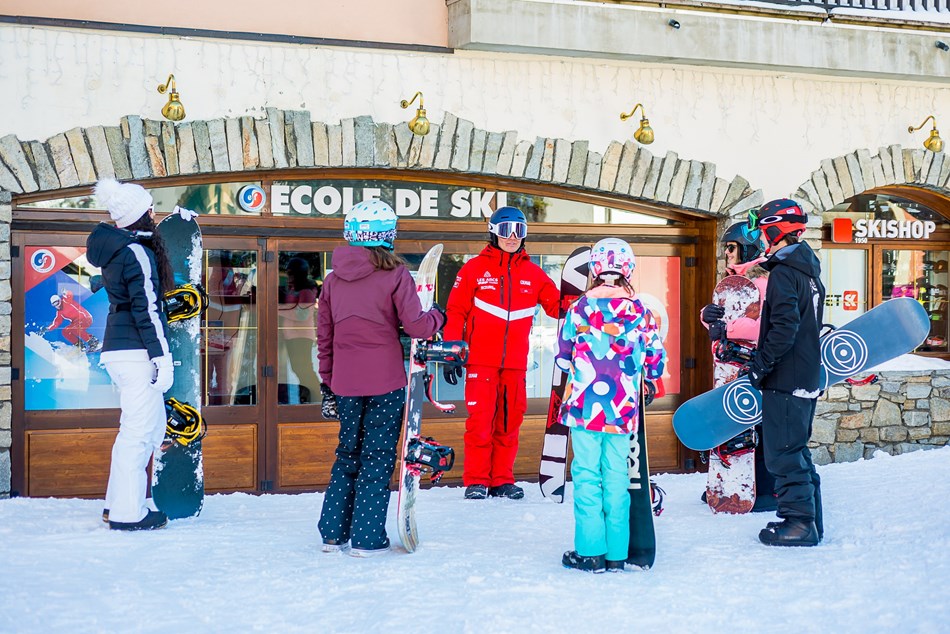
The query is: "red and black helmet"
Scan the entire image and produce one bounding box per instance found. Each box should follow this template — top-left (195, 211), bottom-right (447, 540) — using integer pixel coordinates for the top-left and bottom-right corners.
top-left (758, 198), bottom-right (807, 249)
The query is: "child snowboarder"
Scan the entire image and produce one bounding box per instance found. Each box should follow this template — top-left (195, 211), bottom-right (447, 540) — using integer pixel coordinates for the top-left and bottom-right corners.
top-left (555, 238), bottom-right (666, 572)
top-left (317, 200), bottom-right (445, 557)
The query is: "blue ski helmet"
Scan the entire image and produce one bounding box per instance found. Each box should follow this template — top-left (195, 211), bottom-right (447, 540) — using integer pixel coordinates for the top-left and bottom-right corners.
top-left (721, 215), bottom-right (764, 263)
top-left (488, 206), bottom-right (527, 247)
top-left (343, 200), bottom-right (398, 249)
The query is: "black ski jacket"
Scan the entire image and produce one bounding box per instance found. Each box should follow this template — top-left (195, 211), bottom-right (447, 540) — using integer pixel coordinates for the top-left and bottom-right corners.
top-left (756, 241), bottom-right (826, 397)
top-left (86, 223), bottom-right (170, 360)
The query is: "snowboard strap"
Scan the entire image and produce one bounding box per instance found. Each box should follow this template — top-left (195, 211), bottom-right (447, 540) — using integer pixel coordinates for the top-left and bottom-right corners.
top-left (650, 480), bottom-right (665, 517)
top-left (424, 373), bottom-right (456, 413)
top-left (712, 428), bottom-right (757, 467)
top-left (164, 283), bottom-right (209, 323)
top-left (164, 398), bottom-right (206, 447)
top-left (405, 436), bottom-right (455, 484)
top-left (845, 374), bottom-right (878, 387)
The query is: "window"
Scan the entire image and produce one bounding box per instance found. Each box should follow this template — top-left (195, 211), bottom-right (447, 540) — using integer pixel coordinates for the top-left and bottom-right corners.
top-left (882, 249), bottom-right (948, 352)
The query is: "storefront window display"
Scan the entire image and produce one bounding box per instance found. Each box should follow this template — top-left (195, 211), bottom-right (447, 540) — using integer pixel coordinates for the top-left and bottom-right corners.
top-left (883, 248), bottom-right (949, 352)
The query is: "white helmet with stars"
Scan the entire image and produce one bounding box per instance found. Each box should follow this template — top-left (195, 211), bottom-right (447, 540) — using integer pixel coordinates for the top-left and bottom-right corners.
top-left (589, 238), bottom-right (635, 284)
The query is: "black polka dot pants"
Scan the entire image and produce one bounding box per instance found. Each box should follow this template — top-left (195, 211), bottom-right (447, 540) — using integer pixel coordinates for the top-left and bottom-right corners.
top-left (318, 387), bottom-right (405, 550)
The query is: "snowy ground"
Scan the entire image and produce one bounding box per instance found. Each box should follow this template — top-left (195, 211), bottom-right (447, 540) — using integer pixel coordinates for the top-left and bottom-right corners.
top-left (2, 448), bottom-right (950, 633)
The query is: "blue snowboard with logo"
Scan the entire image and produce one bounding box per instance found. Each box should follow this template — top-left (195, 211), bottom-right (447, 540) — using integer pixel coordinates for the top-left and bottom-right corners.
top-left (673, 297), bottom-right (929, 451)
top-left (152, 207), bottom-right (204, 519)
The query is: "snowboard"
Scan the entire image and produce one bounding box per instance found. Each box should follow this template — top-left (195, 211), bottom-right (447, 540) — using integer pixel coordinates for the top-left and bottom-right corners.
top-left (673, 297), bottom-right (930, 451)
top-left (627, 384), bottom-right (655, 570)
top-left (396, 244), bottom-right (443, 553)
top-left (539, 247), bottom-right (590, 503)
top-left (152, 207), bottom-right (205, 520)
top-left (706, 275), bottom-right (759, 515)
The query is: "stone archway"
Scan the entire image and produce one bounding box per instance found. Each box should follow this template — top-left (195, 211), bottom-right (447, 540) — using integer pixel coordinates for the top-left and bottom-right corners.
top-left (792, 145), bottom-right (950, 214)
top-left (0, 109), bottom-right (760, 217)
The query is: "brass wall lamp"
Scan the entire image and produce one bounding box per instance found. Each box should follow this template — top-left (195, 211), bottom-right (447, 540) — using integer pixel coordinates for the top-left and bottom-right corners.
top-left (400, 91), bottom-right (430, 136)
top-left (157, 74), bottom-right (186, 122)
top-left (620, 103), bottom-right (654, 145)
top-left (908, 115), bottom-right (943, 153)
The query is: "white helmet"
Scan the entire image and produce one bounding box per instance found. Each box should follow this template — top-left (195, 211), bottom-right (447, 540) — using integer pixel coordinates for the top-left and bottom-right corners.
top-left (343, 200), bottom-right (398, 249)
top-left (50, 294), bottom-right (61, 306)
top-left (589, 238), bottom-right (635, 283)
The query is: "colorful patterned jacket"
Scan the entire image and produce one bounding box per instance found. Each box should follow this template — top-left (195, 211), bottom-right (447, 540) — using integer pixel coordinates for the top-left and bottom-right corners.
top-left (555, 285), bottom-right (666, 434)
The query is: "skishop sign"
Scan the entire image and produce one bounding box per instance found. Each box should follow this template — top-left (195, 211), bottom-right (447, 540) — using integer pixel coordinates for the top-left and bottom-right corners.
top-left (832, 217), bottom-right (936, 243)
top-left (271, 181), bottom-right (508, 218)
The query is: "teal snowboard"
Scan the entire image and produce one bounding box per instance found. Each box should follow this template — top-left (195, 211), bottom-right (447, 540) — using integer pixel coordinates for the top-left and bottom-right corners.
top-left (152, 207), bottom-right (204, 519)
top-left (673, 297), bottom-right (930, 451)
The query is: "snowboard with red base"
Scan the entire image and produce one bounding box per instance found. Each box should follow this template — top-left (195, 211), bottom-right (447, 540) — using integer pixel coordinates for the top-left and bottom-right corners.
top-left (397, 244), bottom-right (467, 553)
top-left (706, 275), bottom-right (760, 514)
top-left (539, 247), bottom-right (590, 503)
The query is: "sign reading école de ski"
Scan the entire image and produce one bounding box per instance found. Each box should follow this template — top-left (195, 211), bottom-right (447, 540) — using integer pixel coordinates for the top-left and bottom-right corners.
top-left (271, 182), bottom-right (509, 218)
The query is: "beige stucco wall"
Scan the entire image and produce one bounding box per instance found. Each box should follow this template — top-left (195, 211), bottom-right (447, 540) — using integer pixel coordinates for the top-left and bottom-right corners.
top-left (0, 23), bottom-right (948, 200)
top-left (0, 0), bottom-right (449, 47)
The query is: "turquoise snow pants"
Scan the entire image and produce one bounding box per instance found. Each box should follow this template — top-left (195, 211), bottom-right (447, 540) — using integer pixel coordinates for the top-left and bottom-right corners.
top-left (570, 427), bottom-right (631, 561)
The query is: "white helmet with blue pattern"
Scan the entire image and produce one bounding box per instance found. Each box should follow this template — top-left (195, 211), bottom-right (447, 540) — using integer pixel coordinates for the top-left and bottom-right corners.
top-left (590, 238), bottom-right (635, 284)
top-left (343, 200), bottom-right (398, 249)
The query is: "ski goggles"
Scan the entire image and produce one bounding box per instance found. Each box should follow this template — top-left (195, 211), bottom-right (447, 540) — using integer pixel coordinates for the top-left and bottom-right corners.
top-left (489, 221), bottom-right (528, 239)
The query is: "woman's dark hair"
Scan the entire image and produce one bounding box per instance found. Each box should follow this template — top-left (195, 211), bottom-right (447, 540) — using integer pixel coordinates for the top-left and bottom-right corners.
top-left (367, 246), bottom-right (407, 271)
top-left (126, 213), bottom-right (175, 295)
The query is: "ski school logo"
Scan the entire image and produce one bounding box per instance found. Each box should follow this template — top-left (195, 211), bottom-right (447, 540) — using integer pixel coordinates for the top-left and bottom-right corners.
top-left (722, 379), bottom-right (762, 426)
top-left (238, 185), bottom-right (266, 212)
top-left (30, 249), bottom-right (56, 274)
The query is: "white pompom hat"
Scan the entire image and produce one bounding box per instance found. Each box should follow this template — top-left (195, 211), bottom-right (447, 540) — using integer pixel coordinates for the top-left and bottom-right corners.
top-left (94, 178), bottom-right (153, 228)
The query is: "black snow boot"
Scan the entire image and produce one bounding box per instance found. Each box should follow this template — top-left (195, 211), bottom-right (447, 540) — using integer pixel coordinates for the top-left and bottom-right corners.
top-left (759, 518), bottom-right (819, 547)
top-left (109, 509), bottom-right (168, 532)
top-left (562, 551), bottom-right (606, 573)
top-left (489, 483), bottom-right (524, 500)
top-left (464, 484), bottom-right (489, 500)
top-left (606, 560), bottom-right (626, 573)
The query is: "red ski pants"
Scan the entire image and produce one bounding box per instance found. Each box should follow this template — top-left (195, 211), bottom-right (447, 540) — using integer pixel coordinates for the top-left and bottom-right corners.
top-left (62, 317), bottom-right (92, 345)
top-left (462, 365), bottom-right (527, 487)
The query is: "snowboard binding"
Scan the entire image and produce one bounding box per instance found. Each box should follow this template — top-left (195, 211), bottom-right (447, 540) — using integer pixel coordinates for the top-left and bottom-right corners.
top-left (164, 284), bottom-right (209, 323)
top-left (405, 436), bottom-right (455, 484)
top-left (714, 339), bottom-right (755, 366)
top-left (712, 428), bottom-right (757, 467)
top-left (418, 339), bottom-right (470, 414)
top-left (650, 480), bottom-right (665, 517)
top-left (163, 397), bottom-right (206, 448)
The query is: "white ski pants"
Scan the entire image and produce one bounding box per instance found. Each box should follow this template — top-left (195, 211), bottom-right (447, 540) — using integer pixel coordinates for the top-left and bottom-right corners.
top-left (103, 359), bottom-right (167, 523)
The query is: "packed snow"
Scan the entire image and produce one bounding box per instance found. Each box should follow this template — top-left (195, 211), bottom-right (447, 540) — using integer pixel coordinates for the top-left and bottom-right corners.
top-left (2, 447), bottom-right (949, 633)
top-left (869, 353), bottom-right (950, 371)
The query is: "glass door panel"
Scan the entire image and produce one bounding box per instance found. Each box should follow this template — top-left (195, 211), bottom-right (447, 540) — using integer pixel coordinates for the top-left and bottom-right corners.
top-left (276, 252), bottom-right (323, 405)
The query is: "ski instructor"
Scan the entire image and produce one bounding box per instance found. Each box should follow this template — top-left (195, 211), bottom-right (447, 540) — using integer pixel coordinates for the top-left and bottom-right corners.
top-left (746, 199), bottom-right (825, 547)
top-left (443, 206), bottom-right (560, 500)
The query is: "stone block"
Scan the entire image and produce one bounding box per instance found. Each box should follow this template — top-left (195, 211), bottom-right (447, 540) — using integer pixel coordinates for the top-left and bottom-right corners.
top-left (881, 426), bottom-right (908, 442)
top-left (834, 441), bottom-right (865, 463)
top-left (871, 156), bottom-right (887, 188)
top-left (845, 152), bottom-right (865, 194)
top-left (373, 123), bottom-right (394, 167)
top-left (839, 411), bottom-right (868, 429)
top-left (524, 137), bottom-right (545, 180)
top-left (255, 120), bottom-right (274, 169)
top-left (811, 446), bottom-right (832, 466)
top-left (905, 383), bottom-right (931, 399)
top-left (697, 161), bottom-right (716, 211)
top-left (811, 417), bottom-right (837, 444)
top-left (418, 123), bottom-right (440, 168)
top-left (469, 129), bottom-right (487, 173)
top-left (482, 132), bottom-right (503, 175)
top-left (718, 174), bottom-right (749, 212)
top-left (614, 141), bottom-right (637, 194)
top-left (681, 160), bottom-right (704, 208)
top-left (629, 148), bottom-right (653, 198)
top-left (207, 119), bottom-right (230, 172)
top-left (654, 152), bottom-right (679, 203)
top-left (144, 136), bottom-right (166, 177)
top-left (0, 449), bottom-right (8, 494)
top-left (583, 152), bottom-right (602, 189)
top-left (354, 115), bottom-right (375, 168)
top-left (667, 159), bottom-right (690, 205)
top-left (833, 156), bottom-right (854, 199)
top-left (826, 385), bottom-right (849, 400)
top-left (0, 135), bottom-right (38, 192)
top-left (341, 118), bottom-right (356, 166)
top-left (859, 427), bottom-right (880, 443)
top-left (598, 141), bottom-right (623, 191)
top-left (160, 122), bottom-right (179, 176)
top-left (224, 118), bottom-right (243, 172)
top-left (392, 123), bottom-right (413, 167)
top-left (907, 426), bottom-right (931, 440)
top-left (62, 129), bottom-right (95, 185)
top-left (327, 125), bottom-right (343, 166)
top-left (265, 108), bottom-right (288, 169)
top-left (553, 139), bottom-right (571, 184)
top-left (293, 111), bottom-right (315, 167)
top-left (566, 140), bottom-right (588, 186)
top-left (852, 384), bottom-right (881, 401)
top-left (494, 131), bottom-right (517, 176)
top-left (641, 157), bottom-right (663, 200)
top-left (240, 117), bottom-right (259, 170)
top-left (122, 115), bottom-right (150, 179)
top-left (433, 113), bottom-right (457, 170)
top-left (872, 399), bottom-right (901, 427)
top-left (811, 169), bottom-right (832, 210)
top-left (930, 397), bottom-right (950, 422)
top-left (452, 120), bottom-right (477, 172)
top-left (821, 158), bottom-right (844, 203)
top-left (510, 141), bottom-right (532, 178)
top-left (47, 134), bottom-right (80, 188)
top-left (856, 148), bottom-right (876, 189)
top-left (816, 400), bottom-right (847, 415)
top-left (837, 429), bottom-right (860, 442)
top-left (27, 141), bottom-right (59, 190)
top-left (176, 124), bottom-right (199, 175)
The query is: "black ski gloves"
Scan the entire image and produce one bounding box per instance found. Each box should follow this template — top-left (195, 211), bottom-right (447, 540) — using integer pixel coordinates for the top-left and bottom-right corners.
top-left (320, 383), bottom-right (339, 420)
top-left (443, 364), bottom-right (463, 386)
top-left (644, 380), bottom-right (657, 406)
top-left (708, 320), bottom-right (727, 341)
top-left (431, 301), bottom-right (447, 330)
top-left (701, 303), bottom-right (725, 325)
top-left (745, 353), bottom-right (771, 391)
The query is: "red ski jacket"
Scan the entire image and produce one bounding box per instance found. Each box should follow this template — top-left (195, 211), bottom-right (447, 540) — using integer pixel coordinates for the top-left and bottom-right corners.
top-left (49, 290), bottom-right (93, 328)
top-left (445, 245), bottom-right (559, 370)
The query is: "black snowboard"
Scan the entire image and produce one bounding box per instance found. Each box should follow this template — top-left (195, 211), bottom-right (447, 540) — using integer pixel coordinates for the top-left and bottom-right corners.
top-left (627, 386), bottom-right (655, 569)
top-left (152, 207), bottom-right (204, 519)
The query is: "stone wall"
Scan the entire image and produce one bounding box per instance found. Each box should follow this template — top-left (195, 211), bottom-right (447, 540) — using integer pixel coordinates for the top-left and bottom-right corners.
top-left (810, 371), bottom-right (950, 465)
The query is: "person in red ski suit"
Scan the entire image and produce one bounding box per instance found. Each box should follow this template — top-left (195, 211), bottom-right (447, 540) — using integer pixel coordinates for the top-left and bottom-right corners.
top-left (42, 290), bottom-right (97, 351)
top-left (443, 206), bottom-right (560, 500)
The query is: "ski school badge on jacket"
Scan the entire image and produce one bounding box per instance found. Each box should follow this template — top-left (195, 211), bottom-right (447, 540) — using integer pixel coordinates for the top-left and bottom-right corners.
top-left (554, 289), bottom-right (665, 434)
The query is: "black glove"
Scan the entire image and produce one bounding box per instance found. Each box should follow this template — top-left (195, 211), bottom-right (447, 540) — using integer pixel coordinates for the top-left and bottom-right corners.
top-left (745, 355), bottom-right (770, 391)
top-left (431, 302), bottom-right (447, 329)
top-left (320, 383), bottom-right (339, 420)
top-left (701, 303), bottom-right (725, 325)
top-left (443, 364), bottom-right (463, 386)
top-left (707, 320), bottom-right (727, 341)
top-left (644, 380), bottom-right (657, 407)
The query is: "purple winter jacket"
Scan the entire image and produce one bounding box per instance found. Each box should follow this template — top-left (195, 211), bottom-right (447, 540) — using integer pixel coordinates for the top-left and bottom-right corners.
top-left (317, 246), bottom-right (445, 397)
